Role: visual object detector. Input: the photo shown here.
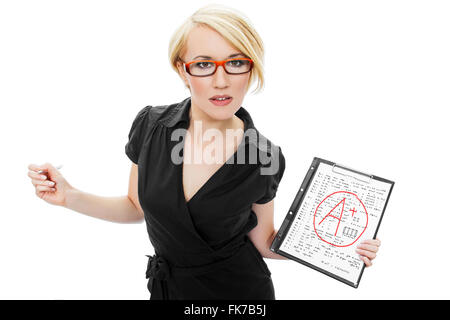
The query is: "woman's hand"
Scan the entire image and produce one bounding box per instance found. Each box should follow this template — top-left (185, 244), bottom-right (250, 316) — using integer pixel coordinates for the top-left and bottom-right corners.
top-left (355, 237), bottom-right (381, 267)
top-left (28, 162), bottom-right (75, 207)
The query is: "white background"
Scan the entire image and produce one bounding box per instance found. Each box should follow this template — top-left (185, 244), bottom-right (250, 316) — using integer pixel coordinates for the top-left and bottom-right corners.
top-left (1, 0), bottom-right (449, 299)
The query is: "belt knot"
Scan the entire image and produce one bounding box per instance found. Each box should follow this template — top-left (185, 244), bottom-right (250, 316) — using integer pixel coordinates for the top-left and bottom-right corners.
top-left (145, 253), bottom-right (171, 281)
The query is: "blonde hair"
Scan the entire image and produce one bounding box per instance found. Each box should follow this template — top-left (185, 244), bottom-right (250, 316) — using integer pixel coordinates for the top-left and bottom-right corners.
top-left (168, 4), bottom-right (265, 95)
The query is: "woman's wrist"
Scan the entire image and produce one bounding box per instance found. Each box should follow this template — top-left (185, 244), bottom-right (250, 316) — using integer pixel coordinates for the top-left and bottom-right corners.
top-left (64, 187), bottom-right (80, 209)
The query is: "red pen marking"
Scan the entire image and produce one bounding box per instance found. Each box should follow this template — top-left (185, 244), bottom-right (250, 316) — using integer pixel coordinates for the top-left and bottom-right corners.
top-left (313, 191), bottom-right (368, 247)
top-left (318, 197), bottom-right (346, 236)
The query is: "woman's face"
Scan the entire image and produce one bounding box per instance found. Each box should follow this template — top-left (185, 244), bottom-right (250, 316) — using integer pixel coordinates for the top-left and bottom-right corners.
top-left (176, 26), bottom-right (251, 121)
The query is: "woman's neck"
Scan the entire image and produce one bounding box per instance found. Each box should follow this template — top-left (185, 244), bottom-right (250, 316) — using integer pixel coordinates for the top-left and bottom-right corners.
top-left (189, 101), bottom-right (241, 133)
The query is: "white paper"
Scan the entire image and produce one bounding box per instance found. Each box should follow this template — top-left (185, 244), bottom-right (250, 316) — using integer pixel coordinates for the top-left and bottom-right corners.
top-left (279, 162), bottom-right (392, 286)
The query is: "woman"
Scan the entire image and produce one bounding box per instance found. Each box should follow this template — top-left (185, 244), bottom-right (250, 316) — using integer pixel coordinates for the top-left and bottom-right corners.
top-left (27, 4), bottom-right (380, 299)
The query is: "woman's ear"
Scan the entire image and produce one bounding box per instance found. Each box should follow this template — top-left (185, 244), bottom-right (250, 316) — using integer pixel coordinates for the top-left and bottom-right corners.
top-left (176, 61), bottom-right (190, 89)
top-left (176, 60), bottom-right (183, 74)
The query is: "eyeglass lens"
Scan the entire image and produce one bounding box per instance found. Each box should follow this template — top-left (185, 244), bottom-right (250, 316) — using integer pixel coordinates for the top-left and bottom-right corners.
top-left (189, 59), bottom-right (251, 76)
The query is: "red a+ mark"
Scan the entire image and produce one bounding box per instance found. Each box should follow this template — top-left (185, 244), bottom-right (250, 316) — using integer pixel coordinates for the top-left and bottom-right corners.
top-left (318, 198), bottom-right (346, 236)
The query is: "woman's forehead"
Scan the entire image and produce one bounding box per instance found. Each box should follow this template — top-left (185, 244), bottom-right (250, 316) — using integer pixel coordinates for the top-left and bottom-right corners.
top-left (184, 26), bottom-right (242, 60)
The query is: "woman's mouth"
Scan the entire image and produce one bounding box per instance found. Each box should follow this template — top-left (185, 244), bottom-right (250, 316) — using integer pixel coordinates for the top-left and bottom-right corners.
top-left (209, 96), bottom-right (233, 106)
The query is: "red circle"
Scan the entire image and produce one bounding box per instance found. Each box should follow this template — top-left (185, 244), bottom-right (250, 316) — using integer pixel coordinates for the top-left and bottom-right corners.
top-left (313, 191), bottom-right (368, 247)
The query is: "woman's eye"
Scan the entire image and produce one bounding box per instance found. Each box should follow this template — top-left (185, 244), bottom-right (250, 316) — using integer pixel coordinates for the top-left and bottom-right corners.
top-left (196, 62), bottom-right (212, 68)
top-left (228, 60), bottom-right (243, 67)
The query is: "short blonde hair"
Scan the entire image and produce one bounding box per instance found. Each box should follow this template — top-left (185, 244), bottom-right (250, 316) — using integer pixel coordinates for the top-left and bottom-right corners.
top-left (168, 4), bottom-right (265, 95)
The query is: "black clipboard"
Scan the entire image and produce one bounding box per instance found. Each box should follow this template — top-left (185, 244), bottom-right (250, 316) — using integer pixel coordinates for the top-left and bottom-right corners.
top-left (270, 157), bottom-right (395, 288)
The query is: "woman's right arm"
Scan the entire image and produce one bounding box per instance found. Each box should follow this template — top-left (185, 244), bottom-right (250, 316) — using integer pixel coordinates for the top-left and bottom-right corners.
top-left (27, 162), bottom-right (143, 224)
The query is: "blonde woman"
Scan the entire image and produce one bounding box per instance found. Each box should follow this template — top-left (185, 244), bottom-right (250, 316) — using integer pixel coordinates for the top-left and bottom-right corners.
top-left (27, 4), bottom-right (380, 300)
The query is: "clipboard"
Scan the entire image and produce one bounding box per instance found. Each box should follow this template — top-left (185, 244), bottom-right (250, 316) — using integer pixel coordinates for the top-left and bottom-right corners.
top-left (270, 157), bottom-right (394, 288)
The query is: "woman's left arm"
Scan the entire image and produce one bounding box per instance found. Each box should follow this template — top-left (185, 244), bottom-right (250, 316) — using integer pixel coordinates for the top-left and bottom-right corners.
top-left (248, 200), bottom-right (289, 260)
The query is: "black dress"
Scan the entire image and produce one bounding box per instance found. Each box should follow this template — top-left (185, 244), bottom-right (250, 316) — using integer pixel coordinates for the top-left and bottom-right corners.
top-left (125, 96), bottom-right (286, 300)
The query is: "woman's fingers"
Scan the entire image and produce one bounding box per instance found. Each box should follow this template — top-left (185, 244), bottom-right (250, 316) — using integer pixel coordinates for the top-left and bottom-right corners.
top-left (359, 255), bottom-right (373, 267)
top-left (355, 238), bottom-right (381, 267)
top-left (355, 248), bottom-right (376, 260)
top-left (31, 178), bottom-right (55, 187)
top-left (35, 184), bottom-right (56, 192)
top-left (28, 163), bottom-right (53, 177)
top-left (28, 165), bottom-right (49, 183)
top-left (28, 169), bottom-right (47, 179)
top-left (28, 169), bottom-right (55, 187)
top-left (28, 163), bottom-right (41, 171)
top-left (28, 164), bottom-right (58, 185)
top-left (28, 163), bottom-right (49, 175)
top-left (357, 243), bottom-right (378, 253)
top-left (361, 238), bottom-right (381, 247)
top-left (28, 170), bottom-right (49, 181)
top-left (28, 164), bottom-right (57, 192)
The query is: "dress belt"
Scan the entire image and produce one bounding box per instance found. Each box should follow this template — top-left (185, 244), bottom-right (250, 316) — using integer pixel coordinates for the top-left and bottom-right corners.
top-left (145, 241), bottom-right (249, 295)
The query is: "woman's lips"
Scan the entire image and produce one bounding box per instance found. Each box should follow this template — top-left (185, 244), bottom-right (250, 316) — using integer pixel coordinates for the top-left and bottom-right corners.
top-left (209, 97), bottom-right (233, 106)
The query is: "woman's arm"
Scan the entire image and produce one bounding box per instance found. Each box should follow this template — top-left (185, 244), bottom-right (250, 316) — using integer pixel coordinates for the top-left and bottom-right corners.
top-left (28, 162), bottom-right (144, 224)
top-left (65, 190), bottom-right (143, 224)
top-left (247, 200), bottom-right (289, 260)
top-left (64, 163), bottom-right (143, 223)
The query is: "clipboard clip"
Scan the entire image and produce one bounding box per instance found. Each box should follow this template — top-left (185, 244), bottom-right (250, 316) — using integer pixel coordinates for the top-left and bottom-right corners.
top-left (332, 163), bottom-right (373, 184)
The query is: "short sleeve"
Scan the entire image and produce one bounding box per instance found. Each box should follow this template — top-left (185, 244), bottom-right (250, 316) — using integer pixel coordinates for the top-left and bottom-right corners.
top-left (125, 105), bottom-right (153, 164)
top-left (255, 146), bottom-right (286, 204)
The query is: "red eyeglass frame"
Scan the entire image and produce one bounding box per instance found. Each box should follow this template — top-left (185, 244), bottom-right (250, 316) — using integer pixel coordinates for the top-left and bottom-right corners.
top-left (182, 58), bottom-right (254, 77)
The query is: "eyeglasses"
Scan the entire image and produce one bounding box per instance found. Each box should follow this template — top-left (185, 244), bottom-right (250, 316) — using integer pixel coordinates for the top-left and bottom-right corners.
top-left (182, 58), bottom-right (253, 77)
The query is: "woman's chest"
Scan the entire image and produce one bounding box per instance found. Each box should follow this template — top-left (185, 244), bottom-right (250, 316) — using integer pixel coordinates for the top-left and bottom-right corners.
top-left (181, 133), bottom-right (242, 204)
top-left (138, 125), bottom-right (263, 212)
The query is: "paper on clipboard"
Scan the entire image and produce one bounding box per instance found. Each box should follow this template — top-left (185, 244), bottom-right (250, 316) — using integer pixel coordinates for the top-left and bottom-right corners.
top-left (271, 157), bottom-right (394, 288)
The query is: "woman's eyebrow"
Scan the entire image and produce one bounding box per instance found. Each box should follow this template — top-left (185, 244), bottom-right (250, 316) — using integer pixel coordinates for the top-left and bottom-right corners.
top-left (193, 53), bottom-right (245, 60)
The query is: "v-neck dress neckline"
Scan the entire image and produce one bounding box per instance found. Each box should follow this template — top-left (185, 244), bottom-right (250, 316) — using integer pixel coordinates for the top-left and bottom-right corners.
top-left (179, 112), bottom-right (248, 207)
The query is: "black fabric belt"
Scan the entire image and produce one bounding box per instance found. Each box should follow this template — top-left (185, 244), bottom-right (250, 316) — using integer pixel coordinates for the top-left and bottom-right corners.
top-left (145, 241), bottom-right (250, 295)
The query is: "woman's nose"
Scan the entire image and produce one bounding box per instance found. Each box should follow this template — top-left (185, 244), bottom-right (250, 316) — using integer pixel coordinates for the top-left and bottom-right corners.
top-left (212, 65), bottom-right (230, 86)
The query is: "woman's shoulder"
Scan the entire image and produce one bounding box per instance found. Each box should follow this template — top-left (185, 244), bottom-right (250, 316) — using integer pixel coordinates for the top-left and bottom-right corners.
top-left (244, 122), bottom-right (285, 176)
top-left (125, 102), bottom-right (180, 164)
top-left (246, 128), bottom-right (286, 204)
top-left (238, 106), bottom-right (281, 156)
top-left (244, 125), bottom-right (282, 160)
top-left (133, 102), bottom-right (178, 125)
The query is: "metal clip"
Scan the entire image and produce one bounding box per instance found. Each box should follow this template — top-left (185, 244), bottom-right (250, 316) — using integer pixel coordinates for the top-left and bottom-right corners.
top-left (332, 163), bottom-right (373, 184)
